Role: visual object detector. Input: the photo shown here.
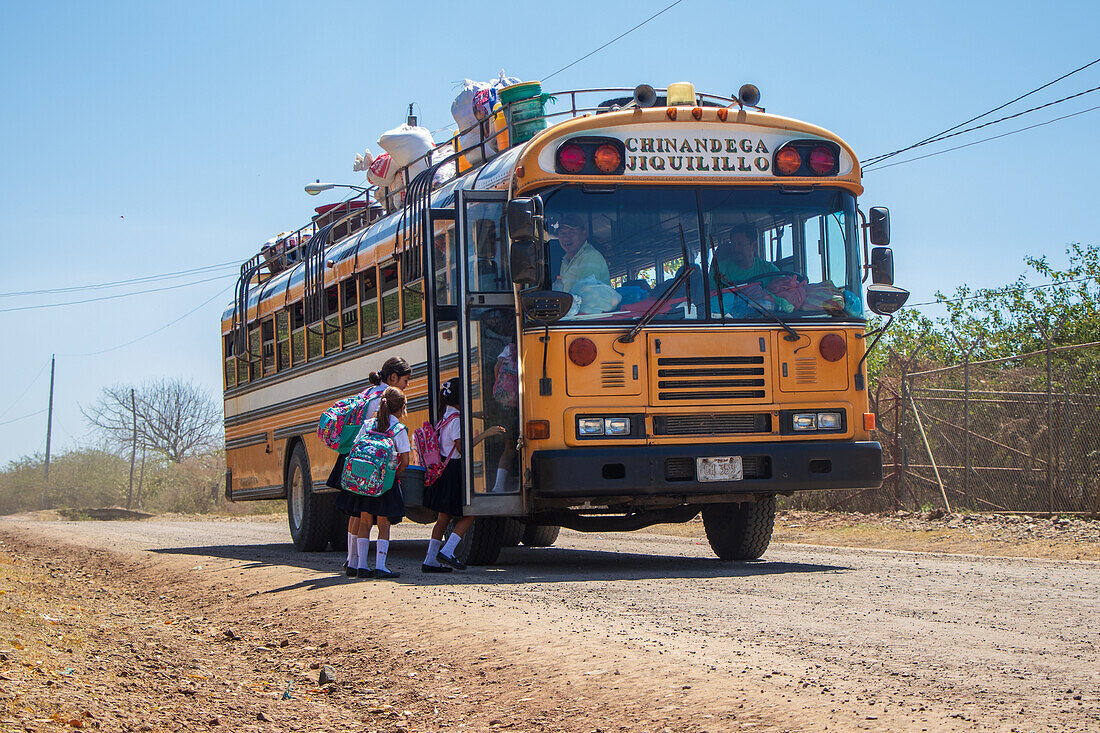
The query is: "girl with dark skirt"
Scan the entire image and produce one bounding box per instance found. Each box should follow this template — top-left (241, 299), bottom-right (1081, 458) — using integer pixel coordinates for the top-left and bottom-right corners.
top-left (336, 385), bottom-right (411, 579)
top-left (422, 378), bottom-right (504, 572)
top-left (332, 357), bottom-right (411, 576)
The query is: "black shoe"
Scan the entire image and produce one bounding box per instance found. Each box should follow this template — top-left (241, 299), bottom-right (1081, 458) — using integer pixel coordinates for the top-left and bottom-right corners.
top-left (421, 564), bottom-right (453, 573)
top-left (436, 551), bottom-right (466, 570)
top-left (374, 568), bottom-right (401, 579)
top-left (345, 563), bottom-right (356, 577)
top-left (352, 567), bottom-right (374, 579)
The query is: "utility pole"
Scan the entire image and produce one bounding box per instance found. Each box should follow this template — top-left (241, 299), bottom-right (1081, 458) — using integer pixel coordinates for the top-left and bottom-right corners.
top-left (127, 388), bottom-right (137, 510)
top-left (41, 354), bottom-right (55, 510)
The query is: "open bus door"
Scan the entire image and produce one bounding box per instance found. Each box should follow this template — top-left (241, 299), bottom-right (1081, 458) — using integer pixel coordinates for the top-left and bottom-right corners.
top-left (425, 190), bottom-right (523, 522)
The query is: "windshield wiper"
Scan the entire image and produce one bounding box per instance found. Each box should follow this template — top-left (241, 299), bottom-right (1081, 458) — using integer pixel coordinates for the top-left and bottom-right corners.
top-left (711, 260), bottom-right (802, 342)
top-left (617, 264), bottom-right (697, 344)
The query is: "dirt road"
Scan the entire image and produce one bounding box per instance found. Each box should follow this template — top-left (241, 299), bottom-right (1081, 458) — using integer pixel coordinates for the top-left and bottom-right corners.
top-left (1, 516), bottom-right (1097, 732)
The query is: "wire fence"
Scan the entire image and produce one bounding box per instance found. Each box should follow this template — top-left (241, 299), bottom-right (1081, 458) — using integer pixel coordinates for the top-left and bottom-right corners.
top-left (783, 340), bottom-right (1100, 515)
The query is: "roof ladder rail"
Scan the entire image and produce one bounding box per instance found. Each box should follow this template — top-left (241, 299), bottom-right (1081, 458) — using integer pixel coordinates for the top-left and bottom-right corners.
top-left (231, 254), bottom-right (266, 362)
top-left (303, 222), bottom-right (337, 331)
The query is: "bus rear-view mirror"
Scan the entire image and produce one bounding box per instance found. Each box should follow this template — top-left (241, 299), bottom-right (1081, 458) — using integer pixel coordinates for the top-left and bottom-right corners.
top-left (869, 207), bottom-right (890, 245)
top-left (521, 290), bottom-right (574, 323)
top-left (510, 239), bottom-right (544, 285)
top-left (870, 247), bottom-right (894, 285)
top-left (507, 198), bottom-right (541, 240)
top-left (867, 284), bottom-right (909, 316)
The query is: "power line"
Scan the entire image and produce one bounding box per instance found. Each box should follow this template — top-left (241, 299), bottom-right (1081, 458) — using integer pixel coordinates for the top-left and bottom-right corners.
top-left (0, 357), bottom-right (50, 420)
top-left (60, 284), bottom-right (234, 358)
top-left (866, 103), bottom-right (1100, 172)
top-left (0, 260), bottom-right (239, 298)
top-left (542, 0), bottom-right (687, 83)
top-left (864, 56), bottom-right (1100, 167)
top-left (906, 276), bottom-right (1096, 309)
top-left (0, 273), bottom-right (235, 313)
top-left (0, 408), bottom-right (47, 428)
top-left (865, 84), bottom-right (1100, 169)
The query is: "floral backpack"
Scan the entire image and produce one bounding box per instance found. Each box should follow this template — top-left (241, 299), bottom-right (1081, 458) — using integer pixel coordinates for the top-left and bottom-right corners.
top-left (317, 385), bottom-right (384, 453)
top-left (492, 344), bottom-right (518, 407)
top-left (412, 412), bottom-right (459, 487)
top-left (341, 424), bottom-right (406, 497)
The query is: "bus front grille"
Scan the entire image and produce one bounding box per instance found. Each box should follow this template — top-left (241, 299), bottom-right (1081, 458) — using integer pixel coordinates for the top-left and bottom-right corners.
top-left (653, 413), bottom-right (772, 436)
top-left (655, 356), bottom-right (768, 402)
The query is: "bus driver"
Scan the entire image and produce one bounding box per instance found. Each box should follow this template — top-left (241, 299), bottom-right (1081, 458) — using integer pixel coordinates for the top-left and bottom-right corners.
top-left (711, 224), bottom-right (777, 286)
top-left (553, 213), bottom-right (610, 291)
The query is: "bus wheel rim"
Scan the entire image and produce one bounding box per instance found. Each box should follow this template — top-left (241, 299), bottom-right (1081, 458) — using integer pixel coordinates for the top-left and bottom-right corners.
top-left (291, 465), bottom-right (305, 528)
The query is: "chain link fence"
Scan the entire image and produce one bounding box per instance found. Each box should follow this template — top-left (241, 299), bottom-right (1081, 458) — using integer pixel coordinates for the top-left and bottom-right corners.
top-left (782, 340), bottom-right (1100, 515)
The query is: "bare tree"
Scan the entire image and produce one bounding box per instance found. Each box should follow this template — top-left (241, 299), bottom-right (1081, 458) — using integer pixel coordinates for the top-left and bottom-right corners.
top-left (83, 379), bottom-right (222, 464)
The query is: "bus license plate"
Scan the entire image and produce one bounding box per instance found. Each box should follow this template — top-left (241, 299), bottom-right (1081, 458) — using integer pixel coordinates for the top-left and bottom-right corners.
top-left (696, 456), bottom-right (743, 482)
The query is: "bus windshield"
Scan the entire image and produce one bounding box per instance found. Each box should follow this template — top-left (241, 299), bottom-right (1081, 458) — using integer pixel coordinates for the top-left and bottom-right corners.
top-left (542, 186), bottom-right (863, 323)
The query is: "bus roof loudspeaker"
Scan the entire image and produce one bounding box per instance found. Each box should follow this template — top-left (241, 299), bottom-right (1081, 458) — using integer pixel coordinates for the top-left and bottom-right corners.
top-left (738, 84), bottom-right (761, 108)
top-left (633, 84), bottom-right (657, 108)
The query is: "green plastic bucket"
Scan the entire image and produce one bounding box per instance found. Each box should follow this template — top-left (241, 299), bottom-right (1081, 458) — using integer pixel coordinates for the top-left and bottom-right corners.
top-left (501, 81), bottom-right (547, 143)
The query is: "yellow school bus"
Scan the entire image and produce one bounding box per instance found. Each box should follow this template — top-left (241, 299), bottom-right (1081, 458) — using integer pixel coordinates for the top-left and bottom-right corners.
top-left (221, 83), bottom-right (906, 563)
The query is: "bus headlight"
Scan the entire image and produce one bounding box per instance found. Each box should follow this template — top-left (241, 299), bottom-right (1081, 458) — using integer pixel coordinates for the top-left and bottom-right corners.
top-left (577, 417), bottom-right (605, 436)
top-left (787, 410), bottom-right (845, 433)
top-left (576, 416), bottom-right (635, 438)
top-left (792, 413), bottom-right (817, 431)
top-left (604, 417), bottom-right (631, 436)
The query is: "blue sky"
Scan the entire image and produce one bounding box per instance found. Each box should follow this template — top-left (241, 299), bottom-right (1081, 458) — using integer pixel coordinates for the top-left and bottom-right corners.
top-left (2, 0), bottom-right (1098, 463)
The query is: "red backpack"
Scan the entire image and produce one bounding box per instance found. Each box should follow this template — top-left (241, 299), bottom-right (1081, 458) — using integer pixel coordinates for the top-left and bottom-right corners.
top-left (413, 412), bottom-right (459, 487)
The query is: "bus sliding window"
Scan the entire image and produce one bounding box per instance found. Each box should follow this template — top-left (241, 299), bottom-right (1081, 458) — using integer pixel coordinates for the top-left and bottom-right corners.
top-left (381, 263), bottom-right (400, 333)
top-left (291, 302), bottom-right (306, 365)
top-left (340, 278), bottom-right (358, 348)
top-left (261, 318), bottom-right (275, 376)
top-left (275, 311), bottom-right (290, 371)
top-left (360, 270), bottom-right (379, 342)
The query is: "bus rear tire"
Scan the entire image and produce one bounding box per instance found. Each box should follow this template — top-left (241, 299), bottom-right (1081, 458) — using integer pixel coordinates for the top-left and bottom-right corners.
top-left (521, 524), bottom-right (560, 547)
top-left (286, 442), bottom-right (332, 552)
top-left (702, 496), bottom-right (776, 561)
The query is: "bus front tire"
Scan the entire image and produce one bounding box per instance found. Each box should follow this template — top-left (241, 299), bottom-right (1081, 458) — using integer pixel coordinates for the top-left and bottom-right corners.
top-left (521, 524), bottom-right (560, 547)
top-left (501, 518), bottom-right (525, 547)
top-left (702, 496), bottom-right (776, 561)
top-left (452, 517), bottom-right (510, 566)
top-left (285, 442), bottom-right (332, 552)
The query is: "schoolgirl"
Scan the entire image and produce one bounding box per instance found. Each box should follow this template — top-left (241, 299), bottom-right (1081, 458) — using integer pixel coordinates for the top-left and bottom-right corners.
top-left (341, 386), bottom-right (411, 579)
top-left (421, 378), bottom-right (504, 572)
top-left (332, 357), bottom-right (411, 576)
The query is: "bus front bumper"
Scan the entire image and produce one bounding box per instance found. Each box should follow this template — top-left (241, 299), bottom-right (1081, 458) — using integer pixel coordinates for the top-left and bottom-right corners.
top-left (531, 440), bottom-right (882, 498)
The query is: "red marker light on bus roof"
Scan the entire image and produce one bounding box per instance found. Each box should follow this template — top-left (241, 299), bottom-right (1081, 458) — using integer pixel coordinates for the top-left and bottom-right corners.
top-left (809, 146), bottom-right (837, 175)
top-left (558, 144), bottom-right (586, 174)
top-left (775, 146), bottom-right (802, 176)
top-left (593, 144), bottom-right (622, 173)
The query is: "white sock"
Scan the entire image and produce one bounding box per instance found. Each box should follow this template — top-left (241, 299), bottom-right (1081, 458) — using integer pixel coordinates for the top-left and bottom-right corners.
top-left (356, 537), bottom-right (371, 569)
top-left (492, 468), bottom-right (510, 492)
top-left (375, 539), bottom-right (390, 572)
top-left (442, 532), bottom-right (462, 557)
top-left (424, 538), bottom-right (443, 566)
top-left (347, 533), bottom-right (358, 567)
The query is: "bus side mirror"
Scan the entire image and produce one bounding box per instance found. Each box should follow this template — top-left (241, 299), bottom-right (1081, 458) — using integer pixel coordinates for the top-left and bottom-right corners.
top-left (869, 207), bottom-right (890, 245)
top-left (521, 290), bottom-right (573, 323)
top-left (870, 247), bottom-right (894, 285)
top-left (507, 198), bottom-right (540, 240)
top-left (510, 239), bottom-right (543, 285)
top-left (867, 284), bottom-right (909, 315)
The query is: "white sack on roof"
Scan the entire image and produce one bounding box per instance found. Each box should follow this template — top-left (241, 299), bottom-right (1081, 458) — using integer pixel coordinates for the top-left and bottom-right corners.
top-left (378, 124), bottom-right (435, 169)
top-left (352, 147), bottom-right (373, 172)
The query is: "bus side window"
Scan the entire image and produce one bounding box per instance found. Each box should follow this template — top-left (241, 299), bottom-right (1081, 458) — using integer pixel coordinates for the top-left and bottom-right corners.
top-left (261, 317), bottom-right (275, 376)
top-left (823, 211), bottom-right (849, 287)
top-left (223, 334), bottom-right (236, 389)
top-left (433, 226), bottom-right (457, 306)
top-left (247, 323), bottom-right (261, 381)
top-left (276, 311), bottom-right (290, 371)
top-left (340, 277), bottom-right (358, 348)
top-left (323, 285), bottom-right (340, 355)
top-left (381, 262), bottom-right (400, 333)
top-left (290, 302), bottom-right (306, 365)
top-left (361, 269), bottom-right (379, 341)
top-left (402, 260), bottom-right (424, 327)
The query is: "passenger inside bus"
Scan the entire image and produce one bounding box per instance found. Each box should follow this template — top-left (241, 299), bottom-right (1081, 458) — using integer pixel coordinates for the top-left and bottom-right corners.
top-left (551, 213), bottom-right (610, 291)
